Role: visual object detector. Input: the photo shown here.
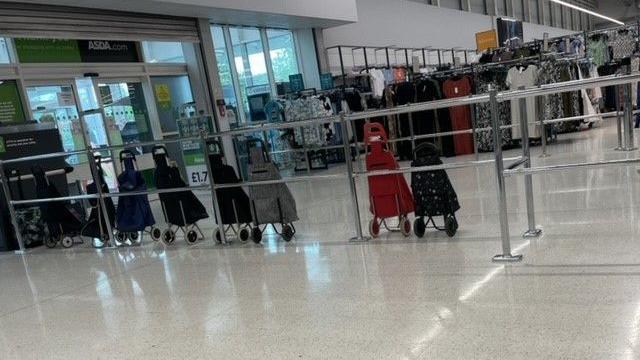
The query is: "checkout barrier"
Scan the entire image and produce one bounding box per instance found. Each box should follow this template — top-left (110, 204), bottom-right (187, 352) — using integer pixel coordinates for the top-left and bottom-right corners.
top-left (0, 73), bottom-right (639, 260)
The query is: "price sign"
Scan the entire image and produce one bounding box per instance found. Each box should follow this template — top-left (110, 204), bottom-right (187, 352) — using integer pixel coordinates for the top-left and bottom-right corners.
top-left (187, 165), bottom-right (208, 186)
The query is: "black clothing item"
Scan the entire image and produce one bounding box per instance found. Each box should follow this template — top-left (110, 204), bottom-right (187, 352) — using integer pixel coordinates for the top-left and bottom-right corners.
top-left (345, 91), bottom-right (365, 142)
top-left (598, 64), bottom-right (620, 110)
top-left (414, 78), bottom-right (455, 157)
top-left (395, 82), bottom-right (416, 160)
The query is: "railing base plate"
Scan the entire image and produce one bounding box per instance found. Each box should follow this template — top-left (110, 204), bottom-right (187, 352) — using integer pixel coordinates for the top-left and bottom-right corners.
top-left (523, 228), bottom-right (543, 238)
top-left (492, 254), bottom-right (523, 263)
top-left (349, 236), bottom-right (371, 242)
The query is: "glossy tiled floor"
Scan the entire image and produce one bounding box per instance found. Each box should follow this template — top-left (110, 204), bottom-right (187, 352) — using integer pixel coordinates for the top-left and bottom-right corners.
top-left (2, 121), bottom-right (640, 359)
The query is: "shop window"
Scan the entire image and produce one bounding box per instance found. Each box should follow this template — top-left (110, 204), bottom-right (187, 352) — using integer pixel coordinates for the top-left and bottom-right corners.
top-left (150, 75), bottom-right (194, 134)
top-left (470, 0), bottom-right (487, 14)
top-left (229, 27), bottom-right (270, 123)
top-left (513, 0), bottom-right (524, 20)
top-left (211, 26), bottom-right (240, 125)
top-left (496, 0), bottom-right (506, 16)
top-left (530, 0), bottom-right (540, 24)
top-left (267, 30), bottom-right (299, 83)
top-left (439, 0), bottom-right (461, 10)
top-left (0, 38), bottom-right (10, 64)
top-left (142, 41), bottom-right (185, 63)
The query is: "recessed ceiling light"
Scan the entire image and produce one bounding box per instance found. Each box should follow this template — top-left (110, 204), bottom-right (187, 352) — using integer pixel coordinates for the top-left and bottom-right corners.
top-left (550, 0), bottom-right (624, 25)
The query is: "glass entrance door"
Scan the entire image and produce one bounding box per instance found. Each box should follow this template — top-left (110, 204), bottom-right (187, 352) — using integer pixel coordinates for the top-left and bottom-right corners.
top-left (26, 84), bottom-right (85, 165)
top-left (26, 80), bottom-right (116, 188)
top-left (97, 80), bottom-right (153, 153)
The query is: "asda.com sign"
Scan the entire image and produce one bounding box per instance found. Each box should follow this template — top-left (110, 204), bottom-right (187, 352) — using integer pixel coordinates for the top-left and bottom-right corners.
top-left (15, 38), bottom-right (140, 63)
top-left (87, 41), bottom-right (130, 52)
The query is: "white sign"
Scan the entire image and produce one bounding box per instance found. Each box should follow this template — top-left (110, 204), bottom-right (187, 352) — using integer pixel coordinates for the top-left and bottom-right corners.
top-left (186, 164), bottom-right (209, 186)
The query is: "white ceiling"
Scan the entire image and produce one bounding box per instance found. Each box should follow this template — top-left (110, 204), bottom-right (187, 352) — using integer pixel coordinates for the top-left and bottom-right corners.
top-left (3, 0), bottom-right (358, 29)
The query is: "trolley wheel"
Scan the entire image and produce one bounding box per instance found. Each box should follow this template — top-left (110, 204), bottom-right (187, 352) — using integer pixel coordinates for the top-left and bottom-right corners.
top-left (413, 217), bottom-right (426, 238)
top-left (61, 236), bottom-right (74, 248)
top-left (282, 224), bottom-right (294, 242)
top-left (92, 237), bottom-right (106, 249)
top-left (151, 227), bottom-right (162, 242)
top-left (239, 227), bottom-right (250, 242)
top-left (368, 219), bottom-right (380, 238)
top-left (130, 232), bottom-right (141, 245)
top-left (400, 217), bottom-right (412, 237)
top-left (162, 229), bottom-right (176, 245)
top-left (445, 215), bottom-right (457, 237)
top-left (186, 228), bottom-right (199, 245)
top-left (44, 235), bottom-right (58, 249)
top-left (214, 228), bottom-right (222, 243)
top-left (115, 231), bottom-right (127, 245)
top-left (251, 227), bottom-right (262, 244)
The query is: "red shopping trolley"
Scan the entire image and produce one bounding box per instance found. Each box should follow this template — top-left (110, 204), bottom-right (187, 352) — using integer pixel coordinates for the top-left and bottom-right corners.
top-left (364, 123), bottom-right (415, 238)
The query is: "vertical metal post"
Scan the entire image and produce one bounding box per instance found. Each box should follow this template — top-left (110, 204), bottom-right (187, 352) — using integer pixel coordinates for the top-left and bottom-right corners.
top-left (363, 47), bottom-right (370, 73)
top-left (490, 90), bottom-right (522, 263)
top-left (300, 127), bottom-right (311, 174)
top-left (615, 87), bottom-right (624, 151)
top-left (437, 49), bottom-right (442, 67)
top-left (349, 117), bottom-right (363, 171)
top-left (340, 115), bottom-right (368, 242)
top-left (0, 162), bottom-right (26, 254)
top-left (408, 110), bottom-right (416, 153)
top-left (538, 96), bottom-right (549, 158)
top-left (624, 66), bottom-right (636, 151)
top-left (518, 88), bottom-right (542, 238)
top-left (470, 103), bottom-right (479, 161)
top-left (201, 133), bottom-right (228, 244)
top-left (385, 48), bottom-right (390, 69)
top-left (338, 46), bottom-right (346, 86)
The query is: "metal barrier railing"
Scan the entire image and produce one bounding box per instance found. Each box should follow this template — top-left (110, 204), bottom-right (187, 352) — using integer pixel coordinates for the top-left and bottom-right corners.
top-left (0, 72), bottom-right (638, 257)
top-left (489, 70), bottom-right (640, 263)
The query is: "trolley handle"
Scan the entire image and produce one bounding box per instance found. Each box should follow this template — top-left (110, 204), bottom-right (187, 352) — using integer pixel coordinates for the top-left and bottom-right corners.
top-left (363, 123), bottom-right (388, 147)
top-left (246, 138), bottom-right (270, 164)
top-left (119, 150), bottom-right (137, 163)
top-left (151, 145), bottom-right (168, 155)
top-left (413, 142), bottom-right (440, 158)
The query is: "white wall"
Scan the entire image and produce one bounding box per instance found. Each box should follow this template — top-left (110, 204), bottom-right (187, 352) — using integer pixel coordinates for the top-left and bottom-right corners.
top-left (323, 0), bottom-right (575, 50)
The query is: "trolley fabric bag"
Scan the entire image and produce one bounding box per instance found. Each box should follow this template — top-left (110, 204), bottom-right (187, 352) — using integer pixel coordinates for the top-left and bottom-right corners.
top-left (115, 151), bottom-right (155, 232)
top-left (247, 143), bottom-right (298, 225)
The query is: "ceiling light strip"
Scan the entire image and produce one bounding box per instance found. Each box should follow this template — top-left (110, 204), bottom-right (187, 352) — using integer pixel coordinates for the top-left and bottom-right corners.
top-left (550, 0), bottom-right (624, 25)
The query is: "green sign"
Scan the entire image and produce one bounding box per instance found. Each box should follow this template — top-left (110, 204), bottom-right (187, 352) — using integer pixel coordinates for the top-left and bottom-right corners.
top-left (0, 137), bottom-right (5, 153)
top-left (289, 74), bottom-right (305, 93)
top-left (320, 73), bottom-right (335, 90)
top-left (0, 80), bottom-right (26, 124)
top-left (15, 38), bottom-right (82, 63)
